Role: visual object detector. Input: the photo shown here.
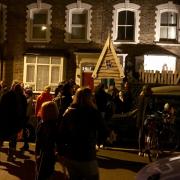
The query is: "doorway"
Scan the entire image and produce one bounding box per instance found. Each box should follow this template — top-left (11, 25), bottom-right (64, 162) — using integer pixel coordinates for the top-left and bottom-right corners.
top-left (82, 64), bottom-right (94, 90)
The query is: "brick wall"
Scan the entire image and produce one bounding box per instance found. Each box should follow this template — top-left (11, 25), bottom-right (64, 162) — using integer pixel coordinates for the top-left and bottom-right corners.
top-left (1, 0), bottom-right (180, 87)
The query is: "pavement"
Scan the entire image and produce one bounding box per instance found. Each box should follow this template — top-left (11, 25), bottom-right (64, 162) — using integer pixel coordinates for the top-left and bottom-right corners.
top-left (0, 142), bottom-right (150, 180)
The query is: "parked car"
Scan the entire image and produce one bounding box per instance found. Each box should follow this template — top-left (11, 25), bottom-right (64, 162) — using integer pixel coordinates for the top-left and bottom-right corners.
top-left (136, 154), bottom-right (180, 180)
top-left (136, 86), bottom-right (180, 179)
top-left (151, 86), bottom-right (180, 133)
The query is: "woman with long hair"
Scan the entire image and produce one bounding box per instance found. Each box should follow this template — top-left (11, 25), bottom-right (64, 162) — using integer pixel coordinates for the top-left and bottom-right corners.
top-left (57, 87), bottom-right (108, 180)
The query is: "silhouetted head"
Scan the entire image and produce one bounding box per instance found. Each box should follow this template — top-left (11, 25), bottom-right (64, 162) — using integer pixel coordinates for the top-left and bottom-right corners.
top-left (41, 101), bottom-right (59, 122)
top-left (72, 87), bottom-right (96, 108)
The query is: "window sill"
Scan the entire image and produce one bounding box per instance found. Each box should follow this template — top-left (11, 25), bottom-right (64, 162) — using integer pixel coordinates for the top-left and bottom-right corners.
top-left (155, 42), bottom-right (180, 46)
top-left (64, 39), bottom-right (91, 44)
top-left (113, 41), bottom-right (138, 45)
top-left (25, 39), bottom-right (51, 43)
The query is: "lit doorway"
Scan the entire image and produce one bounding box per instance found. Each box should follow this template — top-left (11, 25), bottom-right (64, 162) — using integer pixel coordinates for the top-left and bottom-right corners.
top-left (82, 64), bottom-right (95, 90)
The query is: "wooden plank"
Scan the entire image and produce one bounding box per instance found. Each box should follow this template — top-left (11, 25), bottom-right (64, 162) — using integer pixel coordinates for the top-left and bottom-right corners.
top-left (175, 72), bottom-right (180, 84)
top-left (150, 70), bottom-right (154, 83)
top-left (165, 71), bottom-right (168, 84)
top-left (167, 71), bottom-right (172, 84)
top-left (153, 71), bottom-right (158, 83)
top-left (147, 70), bottom-right (151, 84)
top-left (157, 72), bottom-right (161, 84)
top-left (170, 71), bottom-right (174, 85)
top-left (161, 71), bottom-right (164, 84)
top-left (174, 71), bottom-right (178, 85)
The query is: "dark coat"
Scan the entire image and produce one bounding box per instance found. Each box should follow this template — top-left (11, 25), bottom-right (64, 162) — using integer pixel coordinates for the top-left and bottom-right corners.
top-left (0, 90), bottom-right (27, 138)
top-left (53, 94), bottom-right (73, 118)
top-left (35, 119), bottom-right (57, 180)
top-left (57, 105), bottom-right (108, 161)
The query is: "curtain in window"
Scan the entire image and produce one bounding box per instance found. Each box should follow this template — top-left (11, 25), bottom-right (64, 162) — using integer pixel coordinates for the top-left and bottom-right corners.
top-left (36, 65), bottom-right (49, 91)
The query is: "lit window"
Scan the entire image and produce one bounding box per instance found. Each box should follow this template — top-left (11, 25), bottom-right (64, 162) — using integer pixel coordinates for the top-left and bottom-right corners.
top-left (0, 4), bottom-right (6, 43)
top-left (26, 3), bottom-right (52, 42)
top-left (82, 65), bottom-right (94, 72)
top-left (23, 56), bottom-right (64, 92)
top-left (112, 1), bottom-right (140, 44)
top-left (160, 12), bottom-right (177, 41)
top-left (144, 55), bottom-right (176, 72)
top-left (65, 2), bottom-right (92, 43)
top-left (155, 2), bottom-right (180, 43)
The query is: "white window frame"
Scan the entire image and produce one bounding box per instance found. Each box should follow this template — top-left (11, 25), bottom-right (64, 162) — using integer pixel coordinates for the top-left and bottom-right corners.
top-left (23, 55), bottom-right (64, 93)
top-left (26, 3), bottom-right (52, 43)
top-left (155, 1), bottom-right (180, 45)
top-left (112, 0), bottom-right (140, 44)
top-left (65, 2), bottom-right (92, 43)
top-left (0, 4), bottom-right (7, 43)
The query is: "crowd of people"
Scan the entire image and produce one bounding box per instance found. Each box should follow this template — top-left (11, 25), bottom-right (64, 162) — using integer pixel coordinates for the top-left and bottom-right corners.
top-left (0, 78), bottom-right (135, 179)
top-left (0, 79), bottom-right (176, 179)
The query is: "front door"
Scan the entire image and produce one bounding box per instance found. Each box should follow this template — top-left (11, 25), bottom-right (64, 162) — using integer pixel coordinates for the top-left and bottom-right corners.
top-left (82, 72), bottom-right (94, 90)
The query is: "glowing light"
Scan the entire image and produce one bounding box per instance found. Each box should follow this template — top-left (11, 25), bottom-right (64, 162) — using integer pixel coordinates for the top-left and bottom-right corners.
top-left (169, 156), bottom-right (180, 161)
top-left (144, 55), bottom-right (176, 72)
top-left (41, 26), bottom-right (47, 31)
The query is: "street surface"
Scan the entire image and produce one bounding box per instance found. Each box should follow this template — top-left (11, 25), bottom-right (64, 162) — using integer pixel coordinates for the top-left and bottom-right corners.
top-left (0, 142), bottom-right (150, 180)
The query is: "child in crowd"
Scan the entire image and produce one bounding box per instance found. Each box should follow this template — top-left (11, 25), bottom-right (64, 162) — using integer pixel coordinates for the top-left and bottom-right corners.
top-left (35, 101), bottom-right (58, 180)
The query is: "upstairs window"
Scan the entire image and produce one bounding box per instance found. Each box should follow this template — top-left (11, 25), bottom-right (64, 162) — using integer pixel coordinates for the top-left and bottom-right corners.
top-left (112, 1), bottom-right (140, 44)
top-left (160, 12), bottom-right (177, 42)
top-left (0, 4), bottom-right (6, 43)
top-left (26, 3), bottom-right (52, 42)
top-left (155, 1), bottom-right (180, 44)
top-left (65, 1), bottom-right (92, 43)
top-left (117, 11), bottom-right (135, 41)
top-left (71, 12), bottom-right (87, 40)
top-left (32, 10), bottom-right (48, 39)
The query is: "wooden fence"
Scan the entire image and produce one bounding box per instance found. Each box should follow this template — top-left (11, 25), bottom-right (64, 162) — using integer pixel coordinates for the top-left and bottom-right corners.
top-left (139, 70), bottom-right (180, 85)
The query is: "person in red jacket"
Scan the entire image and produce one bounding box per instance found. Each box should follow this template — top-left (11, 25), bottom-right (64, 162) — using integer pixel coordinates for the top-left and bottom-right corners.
top-left (35, 86), bottom-right (53, 121)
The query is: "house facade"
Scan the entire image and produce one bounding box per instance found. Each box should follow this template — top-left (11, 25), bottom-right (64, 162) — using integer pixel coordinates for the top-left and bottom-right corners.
top-left (0, 0), bottom-right (180, 92)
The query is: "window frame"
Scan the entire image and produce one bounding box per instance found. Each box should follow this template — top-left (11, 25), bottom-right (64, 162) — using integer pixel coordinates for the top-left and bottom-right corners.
top-left (117, 10), bottom-right (135, 41)
top-left (0, 4), bottom-right (6, 43)
top-left (70, 11), bottom-right (87, 40)
top-left (23, 55), bottom-right (64, 93)
top-left (112, 1), bottom-right (140, 44)
top-left (101, 78), bottom-right (115, 90)
top-left (26, 3), bottom-right (52, 43)
top-left (155, 1), bottom-right (180, 44)
top-left (65, 2), bottom-right (92, 43)
top-left (160, 12), bottom-right (177, 42)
